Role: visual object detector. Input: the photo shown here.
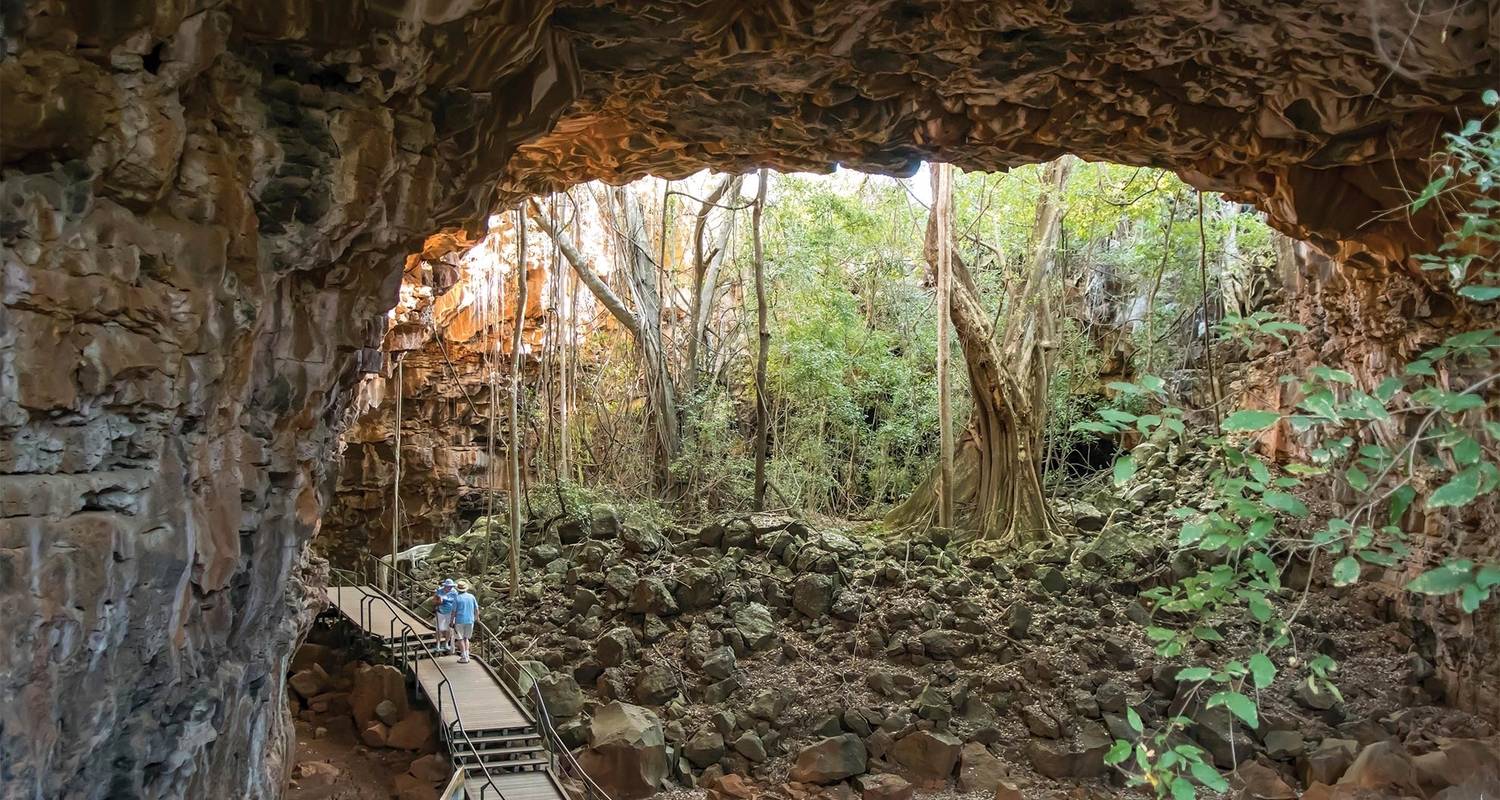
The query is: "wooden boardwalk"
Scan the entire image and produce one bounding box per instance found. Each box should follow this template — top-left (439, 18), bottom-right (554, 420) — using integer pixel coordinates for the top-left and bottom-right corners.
top-left (414, 653), bottom-right (532, 732)
top-left (326, 585), bottom-right (434, 640)
top-left (324, 582), bottom-right (562, 800)
top-left (465, 770), bottom-right (566, 800)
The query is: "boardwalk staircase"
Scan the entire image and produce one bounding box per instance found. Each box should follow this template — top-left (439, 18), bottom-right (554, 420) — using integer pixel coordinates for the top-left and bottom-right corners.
top-left (323, 555), bottom-right (611, 800)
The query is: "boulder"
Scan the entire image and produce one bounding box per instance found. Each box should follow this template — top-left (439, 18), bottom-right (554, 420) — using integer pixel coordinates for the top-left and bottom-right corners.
top-left (629, 578), bottom-right (679, 615)
top-left (918, 629), bottom-right (973, 660)
top-left (578, 702), bottom-right (669, 800)
top-left (596, 627), bottom-right (639, 668)
top-left (408, 753), bottom-right (451, 783)
top-left (853, 773), bottom-right (912, 800)
top-left (734, 603), bottom-right (777, 651)
top-left (289, 667), bottom-right (327, 700)
top-left (792, 574), bottom-right (835, 618)
top-left (747, 690), bottom-right (787, 721)
top-left (790, 734), bottom-right (868, 784)
top-left (1022, 705), bottom-right (1064, 739)
top-left (674, 567), bottom-right (722, 610)
top-left (702, 647), bottom-right (737, 681)
top-left (387, 710), bottom-right (434, 751)
top-left (361, 720), bottom-right (390, 748)
top-left (1192, 706), bottom-right (1255, 768)
top-left (1004, 605), bottom-right (1032, 639)
top-left (591, 505), bottom-right (622, 538)
top-left (705, 773), bottom-right (757, 800)
top-left (376, 699), bottom-right (402, 727)
top-left (1025, 725), bottom-right (1112, 779)
top-left (685, 731), bottom-right (726, 768)
top-left (634, 664), bottom-right (680, 705)
top-left (891, 730), bottom-right (962, 783)
top-left (1337, 741), bottom-right (1420, 794)
top-left (993, 781), bottom-right (1023, 800)
top-left (1300, 738), bottom-right (1358, 785)
top-left (1234, 761), bottom-right (1297, 799)
top-left (291, 643), bottom-right (339, 673)
top-left (1263, 730), bottom-right (1304, 760)
top-left (733, 731), bottom-right (768, 763)
top-left (351, 665), bottom-right (408, 727)
top-left (957, 742), bottom-right (1008, 793)
top-left (537, 672), bottom-right (585, 718)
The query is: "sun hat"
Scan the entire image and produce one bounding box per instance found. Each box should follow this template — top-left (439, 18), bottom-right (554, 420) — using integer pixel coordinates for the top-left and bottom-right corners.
top-left (456, 579), bottom-right (470, 591)
top-left (441, 578), bottom-right (456, 588)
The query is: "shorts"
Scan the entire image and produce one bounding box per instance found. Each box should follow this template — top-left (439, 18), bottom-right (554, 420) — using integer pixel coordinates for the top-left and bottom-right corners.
top-left (435, 613), bottom-right (453, 632)
top-left (454, 623), bottom-right (474, 640)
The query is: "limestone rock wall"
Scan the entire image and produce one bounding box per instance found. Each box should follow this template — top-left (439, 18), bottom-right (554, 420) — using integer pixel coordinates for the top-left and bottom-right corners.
top-left (0, 1), bottom-right (1491, 798)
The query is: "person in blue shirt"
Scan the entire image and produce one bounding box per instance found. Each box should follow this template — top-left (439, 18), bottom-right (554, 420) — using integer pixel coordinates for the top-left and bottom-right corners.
top-left (452, 579), bottom-right (479, 663)
top-left (433, 578), bottom-right (457, 655)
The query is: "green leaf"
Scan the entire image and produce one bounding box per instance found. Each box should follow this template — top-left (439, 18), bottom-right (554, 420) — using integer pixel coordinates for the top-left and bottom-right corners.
top-left (1345, 467), bottom-right (1369, 492)
top-left (1179, 521), bottom-right (1207, 546)
top-left (1189, 760), bottom-right (1229, 792)
top-left (1332, 556), bottom-right (1360, 587)
top-left (1428, 467), bottom-right (1482, 508)
top-left (1406, 563), bottom-right (1474, 595)
top-left (1483, 88), bottom-right (1499, 105)
top-left (1113, 455), bottom-right (1136, 487)
top-left (1453, 437), bottom-right (1482, 466)
top-left (1223, 410), bottom-right (1280, 432)
top-left (1170, 777), bottom-right (1196, 800)
top-left (1176, 666), bottom-right (1214, 682)
top-left (1126, 707), bottom-right (1143, 733)
top-left (1248, 459), bottom-right (1271, 485)
top-left (1476, 565), bottom-right (1500, 590)
top-left (1249, 653), bottom-right (1277, 689)
top-left (1248, 596), bottom-right (1274, 623)
top-left (1405, 360), bottom-right (1435, 377)
top-left (1104, 740), bottom-right (1132, 765)
top-left (1263, 491), bottom-right (1309, 518)
top-left (1460, 584), bottom-right (1486, 613)
top-left (1207, 690), bottom-right (1260, 728)
top-left (1459, 285), bottom-right (1500, 302)
top-left (1389, 485), bottom-right (1416, 523)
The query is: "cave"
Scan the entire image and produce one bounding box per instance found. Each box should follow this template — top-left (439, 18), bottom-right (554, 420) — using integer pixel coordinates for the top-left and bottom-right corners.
top-left (0, 1), bottom-right (1495, 798)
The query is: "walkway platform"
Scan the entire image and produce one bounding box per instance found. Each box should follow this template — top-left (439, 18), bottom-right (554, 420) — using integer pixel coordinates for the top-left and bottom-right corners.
top-left (323, 581), bottom-right (562, 800)
top-left (326, 584), bottom-right (434, 641)
top-left (465, 770), bottom-right (567, 800)
top-left (415, 653), bottom-right (532, 732)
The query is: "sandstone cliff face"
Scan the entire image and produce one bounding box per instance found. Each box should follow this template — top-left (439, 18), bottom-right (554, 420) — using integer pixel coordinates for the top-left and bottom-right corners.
top-left (0, 1), bottom-right (1491, 798)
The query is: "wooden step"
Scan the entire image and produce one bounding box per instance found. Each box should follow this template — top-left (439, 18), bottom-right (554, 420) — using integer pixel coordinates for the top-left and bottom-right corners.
top-left (463, 756), bottom-right (550, 775)
top-left (451, 732), bottom-right (544, 751)
top-left (451, 746), bottom-right (546, 764)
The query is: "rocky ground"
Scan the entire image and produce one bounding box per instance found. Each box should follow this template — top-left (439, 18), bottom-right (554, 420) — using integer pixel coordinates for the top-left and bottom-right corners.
top-left (284, 638), bottom-right (453, 799)
top-left (387, 435), bottom-right (1499, 800)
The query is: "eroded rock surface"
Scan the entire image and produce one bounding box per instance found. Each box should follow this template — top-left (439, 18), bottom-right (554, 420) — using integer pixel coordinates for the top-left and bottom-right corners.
top-left (1, 2), bottom-right (1491, 798)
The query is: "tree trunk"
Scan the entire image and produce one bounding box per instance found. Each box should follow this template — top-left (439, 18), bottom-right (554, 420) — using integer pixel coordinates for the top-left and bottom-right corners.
top-left (508, 205), bottom-right (526, 596)
top-left (933, 163), bottom-right (955, 529)
top-left (887, 157), bottom-right (1074, 545)
top-left (751, 170), bottom-right (770, 511)
top-left (684, 174), bottom-right (744, 396)
top-left (532, 193), bottom-right (681, 487)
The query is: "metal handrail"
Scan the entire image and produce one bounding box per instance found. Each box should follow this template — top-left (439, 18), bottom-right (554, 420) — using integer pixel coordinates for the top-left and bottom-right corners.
top-left (325, 569), bottom-right (509, 800)
top-left (362, 554), bottom-right (616, 800)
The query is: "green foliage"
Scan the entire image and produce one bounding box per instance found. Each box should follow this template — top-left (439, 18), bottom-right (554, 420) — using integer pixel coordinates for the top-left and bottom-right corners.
top-left (1413, 91), bottom-right (1500, 298)
top-left (1089, 105), bottom-right (1500, 796)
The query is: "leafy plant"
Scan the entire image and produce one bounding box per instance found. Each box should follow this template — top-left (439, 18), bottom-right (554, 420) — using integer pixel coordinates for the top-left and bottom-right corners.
top-left (1088, 102), bottom-right (1500, 796)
